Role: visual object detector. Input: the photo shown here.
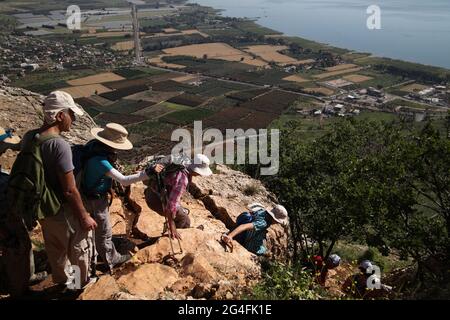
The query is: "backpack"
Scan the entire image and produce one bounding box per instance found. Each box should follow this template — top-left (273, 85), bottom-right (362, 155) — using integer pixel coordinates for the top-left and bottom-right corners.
top-left (145, 154), bottom-right (191, 190)
top-left (6, 130), bottom-right (61, 231)
top-left (72, 140), bottom-right (112, 194)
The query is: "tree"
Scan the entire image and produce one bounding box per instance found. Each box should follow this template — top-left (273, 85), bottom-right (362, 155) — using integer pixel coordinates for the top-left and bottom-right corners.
top-left (262, 118), bottom-right (449, 279)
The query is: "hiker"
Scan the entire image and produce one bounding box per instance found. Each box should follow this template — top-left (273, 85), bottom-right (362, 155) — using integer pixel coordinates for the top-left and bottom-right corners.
top-left (221, 203), bottom-right (289, 256)
top-left (342, 260), bottom-right (392, 299)
top-left (5, 91), bottom-right (98, 295)
top-left (311, 254), bottom-right (341, 286)
top-left (0, 127), bottom-right (21, 166)
top-left (80, 123), bottom-right (159, 272)
top-left (145, 154), bottom-right (213, 240)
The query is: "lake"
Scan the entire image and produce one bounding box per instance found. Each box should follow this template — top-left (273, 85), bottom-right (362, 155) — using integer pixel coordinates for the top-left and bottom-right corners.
top-left (189, 0), bottom-right (450, 69)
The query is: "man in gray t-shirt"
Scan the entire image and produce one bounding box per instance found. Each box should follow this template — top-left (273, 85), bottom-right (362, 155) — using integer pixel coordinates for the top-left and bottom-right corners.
top-left (41, 137), bottom-right (75, 198)
top-left (26, 92), bottom-right (97, 291)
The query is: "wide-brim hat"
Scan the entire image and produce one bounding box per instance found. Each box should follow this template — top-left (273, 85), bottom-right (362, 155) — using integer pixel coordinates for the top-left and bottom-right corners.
top-left (0, 127), bottom-right (21, 145)
top-left (268, 205), bottom-right (289, 226)
top-left (188, 154), bottom-right (213, 176)
top-left (91, 123), bottom-right (133, 151)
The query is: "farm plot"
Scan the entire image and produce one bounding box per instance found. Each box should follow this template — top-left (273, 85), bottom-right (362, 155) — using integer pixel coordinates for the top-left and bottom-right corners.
top-left (160, 108), bottom-right (216, 126)
top-left (92, 100), bottom-right (157, 114)
top-left (226, 88), bottom-right (271, 102)
top-left (66, 72), bottom-right (125, 86)
top-left (313, 67), bottom-right (363, 80)
top-left (112, 41), bottom-right (134, 51)
top-left (161, 43), bottom-right (267, 67)
top-left (342, 74), bottom-right (374, 83)
top-left (125, 90), bottom-right (181, 104)
top-left (133, 103), bottom-right (175, 119)
top-left (167, 93), bottom-right (208, 107)
top-left (60, 84), bottom-right (112, 99)
top-left (150, 80), bottom-right (192, 92)
top-left (325, 64), bottom-right (358, 72)
top-left (283, 74), bottom-right (310, 83)
top-left (202, 107), bottom-right (277, 131)
top-left (102, 78), bottom-right (154, 90)
top-left (322, 79), bottom-right (354, 88)
top-left (99, 85), bottom-right (149, 101)
top-left (94, 113), bottom-right (144, 126)
top-left (189, 82), bottom-right (252, 98)
top-left (399, 83), bottom-right (430, 93)
top-left (240, 90), bottom-right (300, 114)
top-left (303, 87), bottom-right (335, 96)
top-left (243, 45), bottom-right (314, 66)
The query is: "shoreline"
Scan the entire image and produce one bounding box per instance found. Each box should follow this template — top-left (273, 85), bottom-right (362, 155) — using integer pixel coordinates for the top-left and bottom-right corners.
top-left (191, 2), bottom-right (450, 73)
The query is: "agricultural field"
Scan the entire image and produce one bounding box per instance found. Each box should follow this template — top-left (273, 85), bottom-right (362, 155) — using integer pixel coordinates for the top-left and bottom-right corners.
top-left (283, 75), bottom-right (310, 83)
top-left (325, 64), bottom-right (358, 72)
top-left (160, 107), bottom-right (216, 125)
top-left (342, 74), bottom-right (374, 83)
top-left (167, 93), bottom-right (208, 107)
top-left (60, 84), bottom-right (112, 99)
top-left (160, 43), bottom-right (268, 67)
top-left (399, 83), bottom-right (430, 93)
top-left (303, 87), bottom-right (335, 96)
top-left (313, 67), bottom-right (363, 80)
top-left (243, 45), bottom-right (314, 66)
top-left (99, 84), bottom-right (149, 101)
top-left (66, 72), bottom-right (125, 86)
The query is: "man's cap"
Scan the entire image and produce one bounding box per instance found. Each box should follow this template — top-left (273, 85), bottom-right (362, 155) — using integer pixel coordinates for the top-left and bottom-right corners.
top-left (43, 91), bottom-right (83, 116)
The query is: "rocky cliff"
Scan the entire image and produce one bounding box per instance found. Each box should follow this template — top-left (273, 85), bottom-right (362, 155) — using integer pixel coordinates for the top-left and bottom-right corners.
top-left (0, 85), bottom-right (96, 171)
top-left (1, 85), bottom-right (289, 300)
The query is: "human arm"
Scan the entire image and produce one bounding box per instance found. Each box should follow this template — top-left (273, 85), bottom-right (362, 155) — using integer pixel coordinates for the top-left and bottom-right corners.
top-left (105, 168), bottom-right (148, 187)
top-left (58, 171), bottom-right (97, 230)
top-left (222, 223), bottom-right (255, 244)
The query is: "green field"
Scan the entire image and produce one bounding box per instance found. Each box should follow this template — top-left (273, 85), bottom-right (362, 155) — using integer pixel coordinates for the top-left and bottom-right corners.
top-left (11, 69), bottom-right (98, 94)
top-left (160, 107), bottom-right (215, 125)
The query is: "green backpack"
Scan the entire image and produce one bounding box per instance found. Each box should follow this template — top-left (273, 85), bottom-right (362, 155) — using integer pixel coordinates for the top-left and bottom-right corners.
top-left (6, 130), bottom-right (62, 231)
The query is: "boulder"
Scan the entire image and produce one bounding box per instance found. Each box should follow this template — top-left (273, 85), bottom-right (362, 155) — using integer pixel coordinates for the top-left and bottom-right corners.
top-left (78, 275), bottom-right (120, 300)
top-left (117, 263), bottom-right (179, 299)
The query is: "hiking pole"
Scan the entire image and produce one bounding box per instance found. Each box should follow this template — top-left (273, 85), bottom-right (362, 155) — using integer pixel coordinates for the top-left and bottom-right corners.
top-left (158, 173), bottom-right (182, 255)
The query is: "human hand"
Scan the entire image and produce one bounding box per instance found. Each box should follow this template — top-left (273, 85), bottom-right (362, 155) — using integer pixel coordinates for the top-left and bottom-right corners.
top-left (81, 215), bottom-right (97, 231)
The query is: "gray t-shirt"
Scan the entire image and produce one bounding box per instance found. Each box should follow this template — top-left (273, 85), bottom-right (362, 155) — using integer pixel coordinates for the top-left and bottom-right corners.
top-left (40, 137), bottom-right (75, 193)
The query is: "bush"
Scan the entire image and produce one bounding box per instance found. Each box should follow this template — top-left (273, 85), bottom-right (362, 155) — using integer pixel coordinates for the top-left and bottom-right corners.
top-left (248, 262), bottom-right (322, 300)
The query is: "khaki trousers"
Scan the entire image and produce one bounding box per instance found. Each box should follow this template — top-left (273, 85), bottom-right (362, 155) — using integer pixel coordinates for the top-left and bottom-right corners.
top-left (40, 205), bottom-right (94, 287)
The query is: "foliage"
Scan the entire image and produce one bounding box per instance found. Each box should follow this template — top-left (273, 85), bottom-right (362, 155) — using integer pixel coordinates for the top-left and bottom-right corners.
top-left (249, 261), bottom-right (322, 300)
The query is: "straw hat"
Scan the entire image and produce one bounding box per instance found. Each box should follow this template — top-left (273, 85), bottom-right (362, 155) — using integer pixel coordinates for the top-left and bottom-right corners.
top-left (91, 123), bottom-right (133, 150)
top-left (0, 127), bottom-right (21, 145)
top-left (267, 205), bottom-right (289, 226)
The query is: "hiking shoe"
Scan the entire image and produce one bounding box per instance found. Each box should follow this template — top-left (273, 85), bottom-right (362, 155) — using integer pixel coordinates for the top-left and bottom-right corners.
top-left (29, 271), bottom-right (48, 284)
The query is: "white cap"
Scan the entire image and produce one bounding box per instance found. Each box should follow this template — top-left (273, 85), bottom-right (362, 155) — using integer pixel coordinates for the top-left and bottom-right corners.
top-left (188, 154), bottom-right (213, 176)
top-left (43, 91), bottom-right (83, 123)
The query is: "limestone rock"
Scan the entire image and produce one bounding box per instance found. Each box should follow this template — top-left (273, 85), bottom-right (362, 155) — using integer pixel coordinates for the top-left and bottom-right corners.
top-left (78, 275), bottom-right (120, 300)
top-left (117, 263), bottom-right (179, 299)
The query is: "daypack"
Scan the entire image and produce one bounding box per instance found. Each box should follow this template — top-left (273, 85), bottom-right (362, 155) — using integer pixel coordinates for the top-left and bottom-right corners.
top-left (145, 154), bottom-right (191, 190)
top-left (72, 140), bottom-right (112, 194)
top-left (6, 130), bottom-right (62, 231)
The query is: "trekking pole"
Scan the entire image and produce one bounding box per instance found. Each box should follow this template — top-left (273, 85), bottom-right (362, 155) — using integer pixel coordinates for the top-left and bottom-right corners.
top-left (158, 173), bottom-right (182, 256)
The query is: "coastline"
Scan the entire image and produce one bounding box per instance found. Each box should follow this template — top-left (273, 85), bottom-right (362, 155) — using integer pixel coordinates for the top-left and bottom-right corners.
top-left (191, 2), bottom-right (450, 73)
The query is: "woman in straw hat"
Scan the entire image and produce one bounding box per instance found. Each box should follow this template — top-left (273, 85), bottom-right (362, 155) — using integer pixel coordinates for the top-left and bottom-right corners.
top-left (82, 123), bottom-right (161, 272)
top-left (221, 203), bottom-right (289, 256)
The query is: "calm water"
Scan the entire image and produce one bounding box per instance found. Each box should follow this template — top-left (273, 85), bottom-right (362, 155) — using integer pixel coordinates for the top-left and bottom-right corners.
top-left (190, 0), bottom-right (450, 69)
